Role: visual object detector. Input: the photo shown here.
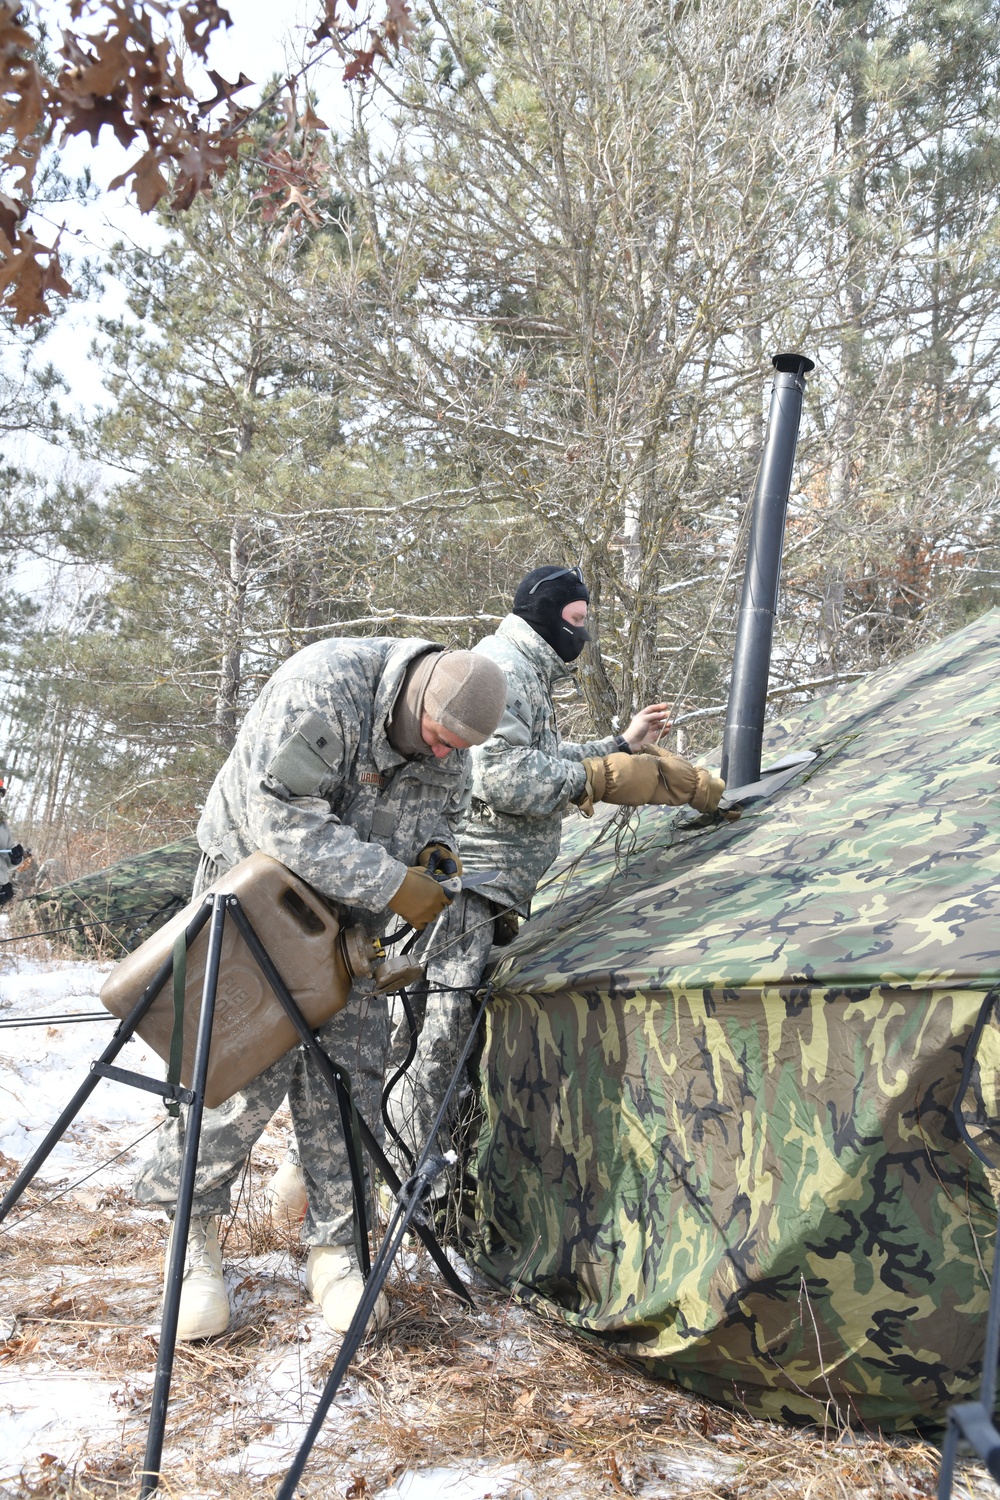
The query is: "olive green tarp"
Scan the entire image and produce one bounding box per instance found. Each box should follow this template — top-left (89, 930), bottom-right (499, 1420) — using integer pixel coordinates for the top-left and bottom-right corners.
top-left (29, 837), bottom-right (201, 954)
top-left (473, 608), bottom-right (1000, 1430)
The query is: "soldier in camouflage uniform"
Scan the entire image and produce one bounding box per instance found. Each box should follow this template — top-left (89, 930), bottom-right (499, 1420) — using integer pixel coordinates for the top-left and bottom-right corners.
top-left (0, 779), bottom-right (25, 908)
top-left (134, 636), bottom-right (506, 1340)
top-left (387, 566), bottom-right (719, 1172)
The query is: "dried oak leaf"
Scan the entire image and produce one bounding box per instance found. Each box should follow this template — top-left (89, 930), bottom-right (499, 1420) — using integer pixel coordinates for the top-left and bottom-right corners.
top-left (0, 228), bottom-right (71, 325)
top-left (1, 57), bottom-right (44, 140)
top-left (180, 0), bottom-right (233, 60)
top-left (343, 44), bottom-right (383, 82)
top-left (60, 93), bottom-right (137, 149)
top-left (3, 135), bottom-right (44, 196)
top-left (275, 184), bottom-right (322, 225)
top-left (169, 130), bottom-right (244, 209)
top-left (311, 1), bottom-right (351, 46)
top-left (301, 101), bottom-right (328, 131)
top-left (383, 0), bottom-right (415, 49)
top-left (0, 191), bottom-right (23, 246)
top-left (109, 146), bottom-right (169, 211)
top-left (199, 67), bottom-right (253, 113)
top-left (59, 14), bottom-right (145, 100)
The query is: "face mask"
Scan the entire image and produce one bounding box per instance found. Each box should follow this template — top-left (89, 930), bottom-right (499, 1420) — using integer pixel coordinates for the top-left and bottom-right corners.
top-left (512, 565), bottom-right (591, 662)
top-left (556, 621), bottom-right (590, 663)
top-left (520, 613), bottom-right (590, 662)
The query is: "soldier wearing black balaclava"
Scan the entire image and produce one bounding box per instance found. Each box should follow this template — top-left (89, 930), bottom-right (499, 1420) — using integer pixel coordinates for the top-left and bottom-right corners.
top-left (509, 564), bottom-right (593, 663)
top-left (384, 564), bottom-right (722, 1177)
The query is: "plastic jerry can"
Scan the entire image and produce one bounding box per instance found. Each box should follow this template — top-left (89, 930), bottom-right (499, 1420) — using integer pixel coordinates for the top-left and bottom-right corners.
top-left (101, 853), bottom-right (362, 1108)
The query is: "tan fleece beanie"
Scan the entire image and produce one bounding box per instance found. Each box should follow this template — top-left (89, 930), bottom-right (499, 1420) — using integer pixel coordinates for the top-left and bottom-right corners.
top-left (424, 651), bottom-right (507, 746)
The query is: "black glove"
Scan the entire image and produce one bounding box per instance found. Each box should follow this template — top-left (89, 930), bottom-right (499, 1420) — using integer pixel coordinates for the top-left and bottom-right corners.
top-left (0, 883), bottom-right (12, 907)
top-left (8, 844), bottom-right (23, 867)
top-left (417, 842), bottom-right (462, 879)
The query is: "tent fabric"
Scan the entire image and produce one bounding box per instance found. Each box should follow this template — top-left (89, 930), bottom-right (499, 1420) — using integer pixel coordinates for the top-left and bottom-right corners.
top-left (472, 609), bottom-right (1000, 1428)
top-left (30, 837), bottom-right (201, 954)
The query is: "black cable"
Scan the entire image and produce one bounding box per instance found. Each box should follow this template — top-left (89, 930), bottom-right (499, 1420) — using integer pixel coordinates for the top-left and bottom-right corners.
top-left (378, 924), bottom-right (434, 1167)
top-left (0, 1012), bottom-right (110, 1029)
top-left (380, 987), bottom-right (419, 1171)
top-left (0, 1121), bottom-right (163, 1235)
top-left (0, 916), bottom-right (131, 944)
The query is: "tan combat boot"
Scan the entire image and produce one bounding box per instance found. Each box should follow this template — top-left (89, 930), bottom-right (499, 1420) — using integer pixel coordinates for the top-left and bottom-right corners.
top-left (305, 1245), bottom-right (389, 1335)
top-left (165, 1215), bottom-right (230, 1341)
top-left (264, 1160), bottom-right (309, 1224)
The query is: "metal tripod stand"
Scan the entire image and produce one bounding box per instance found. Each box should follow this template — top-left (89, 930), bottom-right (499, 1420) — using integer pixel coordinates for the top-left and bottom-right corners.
top-left (0, 891), bottom-right (472, 1497)
top-left (938, 991), bottom-right (1000, 1496)
top-left (937, 1199), bottom-right (1000, 1495)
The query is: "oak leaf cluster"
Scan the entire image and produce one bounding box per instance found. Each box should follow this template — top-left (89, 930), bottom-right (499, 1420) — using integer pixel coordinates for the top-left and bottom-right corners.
top-left (0, 0), bottom-right (410, 323)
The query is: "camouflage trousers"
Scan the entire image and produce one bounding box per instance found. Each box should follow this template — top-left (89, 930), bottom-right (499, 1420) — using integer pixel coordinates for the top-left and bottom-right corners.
top-left (134, 985), bottom-right (389, 1247)
top-left (384, 891), bottom-right (496, 1171)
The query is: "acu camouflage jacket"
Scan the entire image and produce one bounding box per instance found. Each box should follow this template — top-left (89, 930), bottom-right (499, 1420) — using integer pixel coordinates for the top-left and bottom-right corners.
top-left (197, 637), bottom-right (471, 917)
top-left (0, 816), bottom-right (14, 886)
top-left (460, 614), bottom-right (617, 913)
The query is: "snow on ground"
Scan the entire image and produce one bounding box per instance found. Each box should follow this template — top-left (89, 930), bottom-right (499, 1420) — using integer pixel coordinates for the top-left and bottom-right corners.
top-left (0, 954), bottom-right (160, 1180)
top-left (0, 947), bottom-right (991, 1500)
top-left (0, 1371), bottom-right (126, 1464)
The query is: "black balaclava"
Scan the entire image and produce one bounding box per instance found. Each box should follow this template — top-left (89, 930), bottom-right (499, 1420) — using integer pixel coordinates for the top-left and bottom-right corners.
top-left (512, 565), bottom-right (591, 663)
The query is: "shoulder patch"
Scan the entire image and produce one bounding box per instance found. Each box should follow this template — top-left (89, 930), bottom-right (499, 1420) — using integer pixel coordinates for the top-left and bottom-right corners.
top-left (267, 711), bottom-right (343, 797)
top-left (495, 706), bottom-right (531, 748)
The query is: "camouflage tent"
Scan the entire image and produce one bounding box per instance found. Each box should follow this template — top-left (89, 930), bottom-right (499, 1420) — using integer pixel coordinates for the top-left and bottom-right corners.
top-left (30, 837), bottom-right (201, 954)
top-left (473, 609), bottom-right (1000, 1430)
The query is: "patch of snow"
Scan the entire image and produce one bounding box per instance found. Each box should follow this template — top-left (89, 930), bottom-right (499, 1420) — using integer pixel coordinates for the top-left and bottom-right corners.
top-left (0, 1371), bottom-right (125, 1480)
top-left (0, 955), bottom-right (163, 1188)
top-left (376, 1466), bottom-right (528, 1499)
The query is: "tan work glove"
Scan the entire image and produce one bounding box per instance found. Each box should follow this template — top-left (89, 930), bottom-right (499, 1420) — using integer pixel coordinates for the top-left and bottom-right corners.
top-left (416, 842), bottom-right (463, 878)
top-left (387, 867), bottom-right (453, 929)
top-left (577, 748), bottom-right (725, 816)
top-left (578, 751), bottom-right (662, 814)
top-left (638, 744), bottom-right (725, 812)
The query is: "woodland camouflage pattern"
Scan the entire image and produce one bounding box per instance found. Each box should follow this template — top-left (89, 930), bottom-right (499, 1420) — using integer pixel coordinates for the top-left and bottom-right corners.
top-left (461, 613), bottom-right (618, 912)
top-left (473, 609), bottom-right (1000, 1429)
top-left (29, 837), bottom-right (201, 953)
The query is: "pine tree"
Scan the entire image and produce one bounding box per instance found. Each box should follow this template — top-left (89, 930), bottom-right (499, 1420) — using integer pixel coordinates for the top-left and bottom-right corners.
top-left (806, 0), bottom-right (1000, 669)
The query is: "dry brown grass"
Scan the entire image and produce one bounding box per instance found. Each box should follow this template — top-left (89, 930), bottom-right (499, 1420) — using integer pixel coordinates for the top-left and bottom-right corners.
top-left (16, 822), bottom-right (199, 890)
top-left (0, 905), bottom-right (101, 966)
top-left (0, 1141), bottom-right (984, 1500)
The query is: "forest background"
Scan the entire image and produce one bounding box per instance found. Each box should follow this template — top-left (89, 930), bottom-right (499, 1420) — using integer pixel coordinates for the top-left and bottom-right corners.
top-left (3, 0), bottom-right (1000, 879)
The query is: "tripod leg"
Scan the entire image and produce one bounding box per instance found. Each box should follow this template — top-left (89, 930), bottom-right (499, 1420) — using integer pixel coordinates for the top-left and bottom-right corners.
top-left (225, 901), bottom-right (473, 1305)
top-left (275, 990), bottom-right (493, 1499)
top-left (0, 903), bottom-right (212, 1226)
top-left (328, 1064), bottom-right (371, 1277)
top-left (0, 1069), bottom-right (115, 1223)
top-left (937, 1414), bottom-right (959, 1500)
top-left (275, 1180), bottom-right (434, 1500)
top-left (140, 895), bottom-right (226, 1499)
top-left (351, 1110), bottom-right (472, 1307)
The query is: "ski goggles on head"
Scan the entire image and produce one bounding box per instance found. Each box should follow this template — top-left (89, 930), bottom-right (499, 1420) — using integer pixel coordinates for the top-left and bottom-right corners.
top-left (527, 566), bottom-right (585, 594)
